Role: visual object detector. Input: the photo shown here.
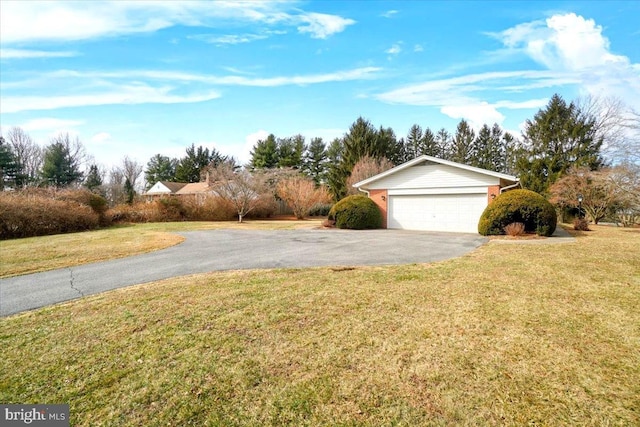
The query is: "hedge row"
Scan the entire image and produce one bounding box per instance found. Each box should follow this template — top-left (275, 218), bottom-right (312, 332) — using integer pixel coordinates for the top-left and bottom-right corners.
top-left (0, 189), bottom-right (105, 239)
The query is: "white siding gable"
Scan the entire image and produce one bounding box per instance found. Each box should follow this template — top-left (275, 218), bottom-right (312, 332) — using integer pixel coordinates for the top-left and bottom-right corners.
top-left (364, 162), bottom-right (500, 191)
top-left (146, 182), bottom-right (172, 195)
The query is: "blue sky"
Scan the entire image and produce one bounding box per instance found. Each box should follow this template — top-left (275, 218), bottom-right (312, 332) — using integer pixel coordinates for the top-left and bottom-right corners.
top-left (1, 0), bottom-right (639, 172)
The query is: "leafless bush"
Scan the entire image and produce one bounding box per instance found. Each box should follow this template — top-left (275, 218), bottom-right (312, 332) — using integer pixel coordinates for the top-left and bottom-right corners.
top-left (573, 218), bottom-right (590, 231)
top-left (504, 222), bottom-right (525, 236)
top-left (277, 175), bottom-right (331, 219)
top-left (0, 190), bottom-right (100, 239)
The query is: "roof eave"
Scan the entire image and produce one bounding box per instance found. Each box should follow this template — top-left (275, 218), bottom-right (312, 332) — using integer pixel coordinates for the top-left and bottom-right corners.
top-left (353, 155), bottom-right (519, 189)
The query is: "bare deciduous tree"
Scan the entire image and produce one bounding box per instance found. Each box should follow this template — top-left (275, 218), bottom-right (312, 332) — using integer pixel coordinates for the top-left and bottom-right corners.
top-left (608, 163), bottom-right (640, 226)
top-left (346, 155), bottom-right (394, 195)
top-left (276, 175), bottom-right (331, 219)
top-left (576, 96), bottom-right (640, 164)
top-left (105, 166), bottom-right (125, 206)
top-left (207, 162), bottom-right (270, 222)
top-left (5, 126), bottom-right (43, 186)
top-left (120, 156), bottom-right (143, 192)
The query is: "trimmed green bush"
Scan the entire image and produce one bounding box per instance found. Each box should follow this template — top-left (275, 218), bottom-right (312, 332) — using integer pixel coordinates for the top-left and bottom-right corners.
top-left (478, 189), bottom-right (557, 237)
top-left (328, 195), bottom-right (382, 230)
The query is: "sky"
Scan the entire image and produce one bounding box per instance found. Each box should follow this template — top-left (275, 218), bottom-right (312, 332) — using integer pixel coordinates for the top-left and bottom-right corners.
top-left (1, 0), bottom-right (639, 172)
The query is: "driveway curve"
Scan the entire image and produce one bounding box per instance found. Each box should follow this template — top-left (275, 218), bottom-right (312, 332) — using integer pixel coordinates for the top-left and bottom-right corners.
top-left (0, 229), bottom-right (487, 317)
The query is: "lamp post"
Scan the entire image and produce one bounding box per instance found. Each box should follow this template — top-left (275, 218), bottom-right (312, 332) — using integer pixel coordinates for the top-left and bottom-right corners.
top-left (577, 194), bottom-right (583, 219)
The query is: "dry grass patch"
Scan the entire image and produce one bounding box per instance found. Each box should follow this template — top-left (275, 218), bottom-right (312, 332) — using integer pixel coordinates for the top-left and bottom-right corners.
top-left (0, 220), bottom-right (322, 278)
top-left (0, 225), bottom-right (638, 426)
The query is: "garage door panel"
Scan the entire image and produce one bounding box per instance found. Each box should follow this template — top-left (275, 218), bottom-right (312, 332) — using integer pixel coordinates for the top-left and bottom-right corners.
top-left (388, 194), bottom-right (486, 233)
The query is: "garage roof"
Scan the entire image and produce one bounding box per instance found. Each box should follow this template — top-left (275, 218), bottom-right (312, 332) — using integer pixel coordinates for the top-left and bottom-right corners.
top-left (353, 155), bottom-right (519, 189)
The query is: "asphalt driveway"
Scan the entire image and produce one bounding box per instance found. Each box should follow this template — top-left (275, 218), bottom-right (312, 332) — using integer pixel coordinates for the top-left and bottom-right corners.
top-left (0, 229), bottom-right (487, 317)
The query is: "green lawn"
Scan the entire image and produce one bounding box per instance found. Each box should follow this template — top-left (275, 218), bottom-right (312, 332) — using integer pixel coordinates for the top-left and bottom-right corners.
top-left (1, 225), bottom-right (638, 426)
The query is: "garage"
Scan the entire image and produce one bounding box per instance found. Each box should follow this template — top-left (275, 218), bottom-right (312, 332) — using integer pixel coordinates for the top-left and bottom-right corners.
top-left (388, 193), bottom-right (488, 233)
top-left (352, 155), bottom-right (520, 234)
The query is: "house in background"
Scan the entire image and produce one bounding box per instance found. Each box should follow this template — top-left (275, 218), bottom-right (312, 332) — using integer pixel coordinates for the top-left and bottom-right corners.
top-left (145, 181), bottom-right (216, 204)
top-left (145, 181), bottom-right (187, 196)
top-left (353, 155), bottom-right (519, 233)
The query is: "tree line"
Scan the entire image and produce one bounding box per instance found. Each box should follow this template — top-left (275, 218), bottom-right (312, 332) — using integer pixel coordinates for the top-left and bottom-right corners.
top-left (1, 93), bottom-right (638, 221)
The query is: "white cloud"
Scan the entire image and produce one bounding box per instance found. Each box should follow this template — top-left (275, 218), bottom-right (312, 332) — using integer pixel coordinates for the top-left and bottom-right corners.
top-left (90, 132), bottom-right (112, 144)
top-left (3, 85), bottom-right (221, 113)
top-left (386, 44), bottom-right (402, 55)
top-left (413, 44), bottom-right (424, 53)
top-left (440, 104), bottom-right (505, 128)
top-left (376, 12), bottom-right (640, 124)
top-left (381, 10), bottom-right (398, 18)
top-left (0, 1), bottom-right (354, 44)
top-left (189, 33), bottom-right (269, 45)
top-left (3, 66), bottom-right (381, 113)
top-left (0, 48), bottom-right (78, 59)
top-left (496, 13), bottom-right (627, 72)
top-left (296, 12), bottom-right (355, 39)
top-left (493, 12), bottom-right (640, 109)
top-left (20, 117), bottom-right (84, 131)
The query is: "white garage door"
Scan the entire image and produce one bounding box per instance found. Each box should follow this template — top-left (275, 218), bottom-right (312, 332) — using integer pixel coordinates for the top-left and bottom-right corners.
top-left (388, 194), bottom-right (487, 233)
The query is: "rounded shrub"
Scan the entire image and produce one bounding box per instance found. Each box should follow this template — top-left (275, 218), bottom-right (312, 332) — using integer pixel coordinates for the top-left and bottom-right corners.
top-left (478, 189), bottom-right (557, 237)
top-left (328, 195), bottom-right (382, 230)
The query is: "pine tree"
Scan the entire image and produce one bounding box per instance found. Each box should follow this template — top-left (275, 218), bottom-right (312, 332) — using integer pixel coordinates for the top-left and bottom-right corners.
top-left (41, 141), bottom-right (83, 187)
top-left (84, 164), bottom-right (103, 192)
top-left (277, 135), bottom-right (305, 168)
top-left (326, 138), bottom-right (346, 201)
top-left (0, 136), bottom-right (19, 190)
top-left (406, 124), bottom-right (423, 160)
top-left (124, 178), bottom-right (135, 204)
top-left (175, 144), bottom-right (221, 182)
top-left (303, 137), bottom-right (328, 185)
top-left (516, 94), bottom-right (605, 195)
top-left (145, 154), bottom-right (178, 188)
top-left (472, 124), bottom-right (492, 170)
top-left (435, 128), bottom-right (452, 160)
top-left (450, 119), bottom-right (475, 165)
top-left (421, 127), bottom-right (440, 157)
top-left (250, 134), bottom-right (279, 169)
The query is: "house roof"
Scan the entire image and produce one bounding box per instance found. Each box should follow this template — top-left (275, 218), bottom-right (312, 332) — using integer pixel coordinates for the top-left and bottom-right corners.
top-left (175, 182), bottom-right (211, 195)
top-left (159, 181), bottom-right (188, 193)
top-left (353, 155), bottom-right (519, 189)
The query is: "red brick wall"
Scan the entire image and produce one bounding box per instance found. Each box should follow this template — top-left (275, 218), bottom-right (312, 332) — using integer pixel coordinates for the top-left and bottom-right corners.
top-left (368, 189), bottom-right (388, 228)
top-left (487, 185), bottom-right (501, 204)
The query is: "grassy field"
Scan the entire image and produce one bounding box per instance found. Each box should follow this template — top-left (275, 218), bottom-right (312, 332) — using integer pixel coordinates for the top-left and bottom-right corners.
top-left (1, 225), bottom-right (638, 426)
top-left (0, 219), bottom-right (322, 278)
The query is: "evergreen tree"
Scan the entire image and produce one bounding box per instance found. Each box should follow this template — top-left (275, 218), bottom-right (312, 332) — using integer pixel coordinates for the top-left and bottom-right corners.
top-left (435, 128), bottom-right (452, 160)
top-left (277, 134), bottom-right (305, 168)
top-left (378, 126), bottom-right (402, 165)
top-left (502, 132), bottom-right (518, 175)
top-left (124, 178), bottom-right (135, 204)
top-left (250, 134), bottom-right (279, 169)
top-left (175, 144), bottom-right (221, 182)
top-left (326, 138), bottom-right (346, 200)
top-left (450, 119), bottom-right (475, 164)
top-left (472, 124), bottom-right (493, 170)
top-left (303, 137), bottom-right (328, 185)
top-left (145, 154), bottom-right (178, 188)
top-left (84, 164), bottom-right (103, 192)
top-left (406, 124), bottom-right (423, 159)
top-left (421, 127), bottom-right (441, 157)
top-left (489, 124), bottom-right (507, 172)
top-left (516, 94), bottom-right (605, 195)
top-left (0, 136), bottom-right (19, 190)
top-left (41, 141), bottom-right (83, 187)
